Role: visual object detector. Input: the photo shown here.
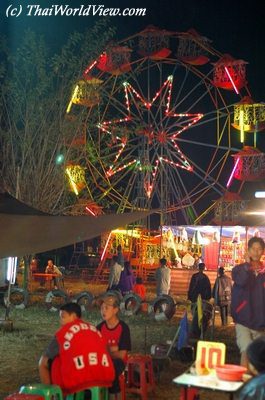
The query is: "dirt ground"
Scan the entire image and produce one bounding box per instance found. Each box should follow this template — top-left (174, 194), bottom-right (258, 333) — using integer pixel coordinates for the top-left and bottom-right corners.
top-left (0, 275), bottom-right (240, 400)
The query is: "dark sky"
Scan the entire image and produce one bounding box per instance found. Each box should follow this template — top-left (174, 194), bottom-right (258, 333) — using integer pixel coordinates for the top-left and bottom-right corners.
top-left (1, 0), bottom-right (264, 100)
top-left (1, 0), bottom-right (265, 221)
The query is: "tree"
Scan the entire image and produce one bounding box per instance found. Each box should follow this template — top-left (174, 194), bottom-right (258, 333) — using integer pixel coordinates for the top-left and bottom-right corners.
top-left (0, 21), bottom-right (115, 214)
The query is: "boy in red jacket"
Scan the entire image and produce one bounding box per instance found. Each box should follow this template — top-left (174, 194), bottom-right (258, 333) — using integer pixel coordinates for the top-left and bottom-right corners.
top-left (39, 302), bottom-right (114, 395)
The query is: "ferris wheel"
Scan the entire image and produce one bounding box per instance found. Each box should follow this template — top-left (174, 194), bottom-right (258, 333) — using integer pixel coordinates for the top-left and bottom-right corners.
top-left (66, 26), bottom-right (260, 225)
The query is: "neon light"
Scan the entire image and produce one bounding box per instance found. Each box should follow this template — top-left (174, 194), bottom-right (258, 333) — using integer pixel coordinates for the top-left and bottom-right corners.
top-left (85, 206), bottom-right (96, 216)
top-left (98, 77), bottom-right (203, 190)
top-left (111, 229), bottom-right (141, 238)
top-left (83, 59), bottom-right (98, 77)
top-left (126, 78), bottom-right (171, 109)
top-left (66, 84), bottom-right (79, 114)
top-left (101, 232), bottom-right (112, 261)
top-left (226, 157), bottom-right (240, 188)
top-left (239, 109), bottom-right (244, 143)
top-left (255, 191), bottom-right (265, 198)
top-left (107, 159), bottom-right (137, 177)
top-left (160, 156), bottom-right (193, 171)
top-left (65, 167), bottom-right (79, 195)
top-left (165, 76), bottom-right (173, 114)
top-left (224, 66), bottom-right (239, 94)
top-left (101, 117), bottom-right (131, 126)
top-left (7, 257), bottom-right (18, 284)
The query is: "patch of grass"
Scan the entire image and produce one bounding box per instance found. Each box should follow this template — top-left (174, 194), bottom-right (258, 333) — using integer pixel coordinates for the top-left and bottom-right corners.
top-left (0, 280), bottom-right (239, 399)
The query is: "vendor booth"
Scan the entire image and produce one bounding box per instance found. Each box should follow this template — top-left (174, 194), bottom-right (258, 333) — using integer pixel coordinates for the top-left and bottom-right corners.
top-left (93, 224), bottom-right (265, 294)
top-left (161, 225), bottom-right (263, 271)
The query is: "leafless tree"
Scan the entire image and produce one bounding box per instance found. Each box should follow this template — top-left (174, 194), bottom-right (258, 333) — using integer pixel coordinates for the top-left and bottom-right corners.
top-left (0, 22), bottom-right (115, 214)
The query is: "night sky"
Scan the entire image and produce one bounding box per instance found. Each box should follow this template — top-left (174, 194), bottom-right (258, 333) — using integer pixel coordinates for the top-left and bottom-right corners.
top-left (1, 0), bottom-right (265, 223)
top-left (1, 0), bottom-right (264, 100)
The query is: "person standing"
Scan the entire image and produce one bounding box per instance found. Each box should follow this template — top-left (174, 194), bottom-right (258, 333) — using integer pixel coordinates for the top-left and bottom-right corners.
top-left (118, 261), bottom-right (136, 296)
top-left (187, 263), bottom-right (211, 303)
top-left (45, 258), bottom-right (62, 289)
top-left (212, 267), bottom-right (232, 326)
top-left (155, 258), bottom-right (171, 296)
top-left (188, 263), bottom-right (212, 338)
top-left (116, 244), bottom-right (125, 269)
top-left (108, 255), bottom-right (123, 291)
top-left (231, 237), bottom-right (265, 367)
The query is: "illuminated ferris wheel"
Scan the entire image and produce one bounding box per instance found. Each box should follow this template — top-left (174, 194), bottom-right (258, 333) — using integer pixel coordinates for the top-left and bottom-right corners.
top-left (66, 26), bottom-right (263, 224)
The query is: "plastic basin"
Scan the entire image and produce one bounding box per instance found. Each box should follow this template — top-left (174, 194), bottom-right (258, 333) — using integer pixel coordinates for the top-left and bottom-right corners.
top-left (216, 364), bottom-right (247, 381)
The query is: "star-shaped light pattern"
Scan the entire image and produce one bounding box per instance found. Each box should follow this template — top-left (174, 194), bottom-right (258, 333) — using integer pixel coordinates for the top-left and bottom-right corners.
top-left (98, 75), bottom-right (203, 198)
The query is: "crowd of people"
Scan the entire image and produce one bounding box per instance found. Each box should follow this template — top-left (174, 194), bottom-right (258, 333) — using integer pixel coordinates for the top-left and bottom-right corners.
top-left (30, 238), bottom-right (265, 399)
top-left (185, 237), bottom-right (265, 399)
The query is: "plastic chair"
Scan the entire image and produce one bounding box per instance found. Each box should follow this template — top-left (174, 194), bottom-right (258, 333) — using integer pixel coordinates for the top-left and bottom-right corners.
top-left (65, 392), bottom-right (84, 400)
top-left (90, 387), bottom-right (108, 400)
top-left (126, 354), bottom-right (155, 400)
top-left (4, 394), bottom-right (44, 400)
top-left (65, 387), bottom-right (109, 400)
top-left (19, 384), bottom-right (63, 400)
top-left (117, 372), bottom-right (126, 400)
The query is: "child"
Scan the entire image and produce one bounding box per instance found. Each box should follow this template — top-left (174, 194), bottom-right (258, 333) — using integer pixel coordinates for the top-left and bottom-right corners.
top-left (235, 336), bottom-right (265, 399)
top-left (39, 302), bottom-right (114, 395)
top-left (133, 276), bottom-right (146, 301)
top-left (97, 293), bottom-right (131, 400)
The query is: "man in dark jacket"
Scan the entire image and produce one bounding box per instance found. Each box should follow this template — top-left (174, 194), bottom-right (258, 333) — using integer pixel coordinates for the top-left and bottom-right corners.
top-left (231, 237), bottom-right (265, 367)
top-left (187, 263), bottom-right (211, 303)
top-left (188, 263), bottom-right (212, 338)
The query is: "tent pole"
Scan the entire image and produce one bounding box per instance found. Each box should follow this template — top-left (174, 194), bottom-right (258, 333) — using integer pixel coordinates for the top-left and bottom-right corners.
top-left (23, 255), bottom-right (30, 291)
top-left (4, 280), bottom-right (12, 320)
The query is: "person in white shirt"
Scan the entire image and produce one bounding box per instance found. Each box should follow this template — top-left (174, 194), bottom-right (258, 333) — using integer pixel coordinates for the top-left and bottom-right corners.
top-left (155, 258), bottom-right (171, 296)
top-left (108, 255), bottom-right (123, 291)
top-left (45, 258), bottom-right (62, 289)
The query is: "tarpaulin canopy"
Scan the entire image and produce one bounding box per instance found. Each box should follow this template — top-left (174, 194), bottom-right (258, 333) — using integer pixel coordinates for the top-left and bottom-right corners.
top-left (0, 193), bottom-right (155, 257)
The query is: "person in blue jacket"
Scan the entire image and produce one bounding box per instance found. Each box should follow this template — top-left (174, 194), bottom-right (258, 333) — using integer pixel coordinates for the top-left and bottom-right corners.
top-left (231, 237), bottom-right (265, 367)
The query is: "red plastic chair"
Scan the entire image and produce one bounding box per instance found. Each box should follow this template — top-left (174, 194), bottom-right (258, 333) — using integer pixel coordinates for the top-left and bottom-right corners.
top-left (117, 372), bottom-right (126, 400)
top-left (126, 354), bottom-right (155, 400)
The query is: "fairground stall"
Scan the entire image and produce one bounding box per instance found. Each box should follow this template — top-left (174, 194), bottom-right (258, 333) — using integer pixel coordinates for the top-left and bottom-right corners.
top-left (93, 224), bottom-right (265, 295)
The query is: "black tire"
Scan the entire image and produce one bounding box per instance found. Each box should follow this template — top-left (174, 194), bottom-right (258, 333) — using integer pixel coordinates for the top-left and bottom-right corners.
top-left (120, 293), bottom-right (142, 316)
top-left (45, 289), bottom-right (69, 312)
top-left (4, 288), bottom-right (29, 309)
top-left (74, 291), bottom-right (94, 312)
top-left (148, 295), bottom-right (176, 321)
